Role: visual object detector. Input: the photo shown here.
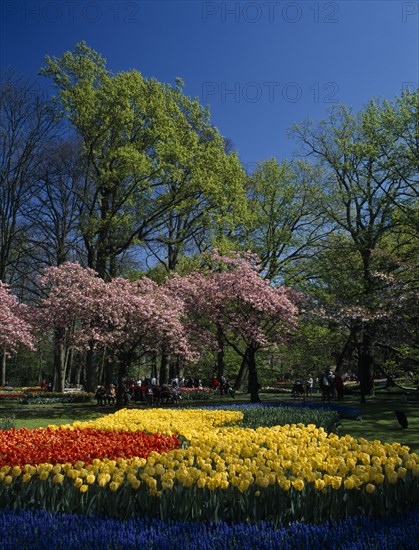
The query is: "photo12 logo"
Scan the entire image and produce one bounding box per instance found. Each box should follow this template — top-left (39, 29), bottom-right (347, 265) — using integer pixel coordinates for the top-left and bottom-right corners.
top-left (202, 81), bottom-right (340, 104)
top-left (402, 2), bottom-right (418, 22)
top-left (0, 1), bottom-right (140, 24)
top-left (402, 82), bottom-right (418, 92)
top-left (243, 161), bottom-right (259, 175)
top-left (201, 1), bottom-right (340, 24)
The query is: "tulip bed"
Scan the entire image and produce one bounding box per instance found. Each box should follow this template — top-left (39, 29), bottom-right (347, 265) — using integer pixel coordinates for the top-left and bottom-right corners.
top-left (0, 406), bottom-right (418, 541)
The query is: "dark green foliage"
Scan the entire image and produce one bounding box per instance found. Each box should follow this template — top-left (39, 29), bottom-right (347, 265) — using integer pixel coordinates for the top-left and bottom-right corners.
top-left (0, 414), bottom-right (15, 430)
top-left (19, 392), bottom-right (94, 405)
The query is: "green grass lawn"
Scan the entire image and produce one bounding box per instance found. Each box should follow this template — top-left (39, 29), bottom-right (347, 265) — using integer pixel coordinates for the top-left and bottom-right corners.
top-left (337, 400), bottom-right (419, 453)
top-left (0, 403), bottom-right (108, 429)
top-left (1, 391), bottom-right (418, 453)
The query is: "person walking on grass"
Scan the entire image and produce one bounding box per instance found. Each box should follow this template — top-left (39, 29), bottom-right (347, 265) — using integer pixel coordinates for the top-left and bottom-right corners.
top-left (319, 371), bottom-right (331, 402)
top-left (334, 374), bottom-right (345, 400)
top-left (306, 374), bottom-right (314, 396)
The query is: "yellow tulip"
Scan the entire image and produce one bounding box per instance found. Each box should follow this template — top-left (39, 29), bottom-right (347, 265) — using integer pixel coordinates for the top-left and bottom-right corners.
top-left (109, 481), bottom-right (120, 492)
top-left (365, 483), bottom-right (375, 494)
top-left (162, 478), bottom-right (174, 490)
top-left (131, 478), bottom-right (141, 490)
top-left (74, 477), bottom-right (83, 488)
top-left (86, 474), bottom-right (96, 485)
top-left (52, 464), bottom-right (62, 474)
top-left (53, 473), bottom-right (64, 485)
top-left (22, 473), bottom-right (32, 484)
top-left (397, 467), bottom-right (407, 479)
top-left (12, 466), bottom-right (22, 477)
top-left (98, 476), bottom-right (108, 488)
top-left (3, 475), bottom-right (13, 486)
top-left (344, 478), bottom-right (355, 490)
top-left (279, 479), bottom-right (291, 491)
top-left (387, 471), bottom-right (398, 484)
top-left (292, 479), bottom-right (304, 491)
top-left (372, 473), bottom-right (385, 484)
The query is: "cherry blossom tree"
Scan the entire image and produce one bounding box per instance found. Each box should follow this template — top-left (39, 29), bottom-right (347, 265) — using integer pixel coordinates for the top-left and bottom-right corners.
top-left (98, 276), bottom-right (196, 404)
top-left (167, 252), bottom-right (299, 402)
top-left (39, 262), bottom-right (195, 396)
top-left (0, 281), bottom-right (35, 385)
top-left (38, 262), bottom-right (108, 391)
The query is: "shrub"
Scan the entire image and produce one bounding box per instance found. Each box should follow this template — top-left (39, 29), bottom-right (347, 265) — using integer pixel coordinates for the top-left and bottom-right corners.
top-left (0, 415), bottom-right (15, 430)
top-left (180, 389), bottom-right (215, 401)
top-left (19, 392), bottom-right (94, 405)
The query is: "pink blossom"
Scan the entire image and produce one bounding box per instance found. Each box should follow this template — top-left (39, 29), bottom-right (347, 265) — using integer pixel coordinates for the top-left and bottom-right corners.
top-left (0, 282), bottom-right (35, 354)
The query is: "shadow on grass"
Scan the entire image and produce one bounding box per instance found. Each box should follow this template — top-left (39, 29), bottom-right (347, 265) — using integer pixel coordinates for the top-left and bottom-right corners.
top-left (338, 401), bottom-right (419, 453)
top-left (0, 402), bottom-right (109, 429)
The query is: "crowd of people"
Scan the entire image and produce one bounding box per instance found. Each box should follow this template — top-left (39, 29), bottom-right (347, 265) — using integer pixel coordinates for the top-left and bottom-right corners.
top-left (318, 370), bottom-right (346, 401)
top-left (94, 373), bottom-right (237, 406)
top-left (94, 370), bottom-right (346, 406)
top-left (211, 374), bottom-right (236, 397)
top-left (291, 370), bottom-right (346, 401)
top-left (94, 378), bottom-right (173, 406)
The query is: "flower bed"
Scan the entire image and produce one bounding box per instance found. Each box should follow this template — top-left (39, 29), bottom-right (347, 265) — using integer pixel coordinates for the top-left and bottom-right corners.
top-left (0, 407), bottom-right (417, 526)
top-left (19, 391), bottom-right (94, 404)
top-left (0, 427), bottom-right (180, 466)
top-left (0, 394), bottom-right (24, 399)
top-left (179, 387), bottom-right (215, 400)
top-left (0, 508), bottom-right (418, 550)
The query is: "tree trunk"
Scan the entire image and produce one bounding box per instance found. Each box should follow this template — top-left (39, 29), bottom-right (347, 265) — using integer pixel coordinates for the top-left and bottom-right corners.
top-left (247, 346), bottom-right (261, 403)
top-left (53, 328), bottom-right (67, 392)
top-left (54, 342), bottom-right (68, 392)
top-left (334, 324), bottom-right (357, 375)
top-left (1, 349), bottom-right (6, 386)
top-left (116, 352), bottom-right (131, 407)
top-left (159, 352), bottom-right (170, 385)
top-left (85, 346), bottom-right (99, 393)
top-left (150, 352), bottom-right (158, 382)
top-left (73, 352), bottom-right (84, 387)
top-left (234, 350), bottom-right (249, 390)
top-left (169, 355), bottom-right (180, 381)
top-left (358, 325), bottom-right (375, 403)
top-left (103, 354), bottom-right (114, 388)
top-left (216, 324), bottom-right (225, 380)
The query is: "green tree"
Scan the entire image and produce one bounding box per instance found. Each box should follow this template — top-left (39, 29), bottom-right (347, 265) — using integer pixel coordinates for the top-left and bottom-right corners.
top-left (292, 91), bottom-right (419, 401)
top-left (41, 42), bottom-right (247, 280)
top-left (239, 158), bottom-right (327, 284)
top-left (41, 42), bottom-right (247, 389)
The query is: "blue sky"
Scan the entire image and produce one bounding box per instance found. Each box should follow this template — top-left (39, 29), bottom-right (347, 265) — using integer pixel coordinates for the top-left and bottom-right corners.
top-left (1, 0), bottom-right (418, 169)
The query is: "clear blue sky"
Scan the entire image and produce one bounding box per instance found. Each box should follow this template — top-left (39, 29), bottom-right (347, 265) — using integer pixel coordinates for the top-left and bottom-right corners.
top-left (1, 0), bottom-right (418, 169)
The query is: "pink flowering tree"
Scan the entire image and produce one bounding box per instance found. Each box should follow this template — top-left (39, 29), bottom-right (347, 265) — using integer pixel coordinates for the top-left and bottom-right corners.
top-left (0, 282), bottom-right (35, 386)
top-left (38, 263), bottom-right (108, 392)
top-left (39, 262), bottom-right (196, 396)
top-left (167, 252), bottom-right (299, 402)
top-left (99, 276), bottom-right (196, 403)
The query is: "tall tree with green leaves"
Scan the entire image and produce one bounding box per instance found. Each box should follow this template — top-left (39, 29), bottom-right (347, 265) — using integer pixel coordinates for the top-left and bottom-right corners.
top-left (41, 42), bottom-right (247, 389)
top-left (240, 158), bottom-right (328, 284)
top-left (41, 42), bottom-right (247, 280)
top-left (291, 91), bottom-right (419, 401)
